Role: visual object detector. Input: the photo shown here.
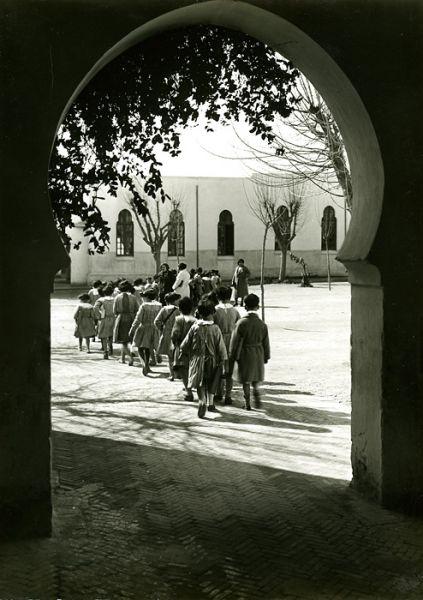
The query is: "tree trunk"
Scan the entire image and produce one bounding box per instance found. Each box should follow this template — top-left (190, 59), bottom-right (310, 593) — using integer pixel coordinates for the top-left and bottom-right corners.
top-left (279, 248), bottom-right (288, 283)
top-left (260, 226), bottom-right (268, 322)
top-left (326, 239), bottom-right (331, 291)
top-left (154, 248), bottom-right (161, 275)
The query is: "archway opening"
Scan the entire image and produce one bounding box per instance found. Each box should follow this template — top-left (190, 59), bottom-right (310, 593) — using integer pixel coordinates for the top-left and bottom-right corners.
top-left (49, 0), bottom-right (384, 523)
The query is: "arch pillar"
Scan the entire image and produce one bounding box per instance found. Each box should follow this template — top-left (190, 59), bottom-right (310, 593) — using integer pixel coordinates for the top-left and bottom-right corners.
top-left (340, 261), bottom-right (383, 500)
top-left (0, 126), bottom-right (68, 538)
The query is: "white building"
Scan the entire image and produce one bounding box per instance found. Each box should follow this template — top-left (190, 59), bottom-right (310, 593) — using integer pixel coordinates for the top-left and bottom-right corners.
top-left (69, 176), bottom-right (350, 284)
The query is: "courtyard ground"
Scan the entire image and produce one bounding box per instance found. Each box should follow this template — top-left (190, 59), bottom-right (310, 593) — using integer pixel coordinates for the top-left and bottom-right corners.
top-left (1, 283), bottom-right (423, 599)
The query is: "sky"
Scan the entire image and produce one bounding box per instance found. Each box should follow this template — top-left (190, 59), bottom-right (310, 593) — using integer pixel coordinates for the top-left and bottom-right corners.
top-left (157, 117), bottom-right (263, 178)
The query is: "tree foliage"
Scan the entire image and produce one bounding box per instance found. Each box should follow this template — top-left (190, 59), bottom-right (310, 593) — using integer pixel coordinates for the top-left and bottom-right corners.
top-left (49, 25), bottom-right (299, 253)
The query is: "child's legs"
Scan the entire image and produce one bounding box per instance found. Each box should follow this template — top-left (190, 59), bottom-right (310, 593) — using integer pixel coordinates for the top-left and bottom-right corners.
top-left (204, 382), bottom-right (214, 405)
top-left (225, 375), bottom-right (233, 398)
top-left (120, 342), bottom-right (130, 362)
top-left (197, 385), bottom-right (206, 403)
top-left (78, 337), bottom-right (83, 350)
top-left (242, 382), bottom-right (251, 409)
top-left (108, 337), bottom-right (113, 353)
top-left (202, 360), bottom-right (212, 405)
top-left (252, 382), bottom-right (262, 407)
top-left (182, 369), bottom-right (193, 398)
top-left (182, 368), bottom-right (189, 390)
top-left (252, 382), bottom-right (260, 395)
top-left (167, 352), bottom-right (173, 375)
top-left (100, 338), bottom-right (107, 352)
top-left (205, 364), bottom-right (220, 406)
top-left (215, 369), bottom-right (224, 398)
top-left (85, 337), bottom-right (91, 352)
top-left (197, 385), bottom-right (207, 417)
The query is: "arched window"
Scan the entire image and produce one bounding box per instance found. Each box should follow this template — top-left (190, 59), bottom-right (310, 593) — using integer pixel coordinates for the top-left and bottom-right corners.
top-left (116, 209), bottom-right (134, 256)
top-left (274, 205), bottom-right (291, 251)
top-left (321, 206), bottom-right (337, 251)
top-left (217, 210), bottom-right (234, 256)
top-left (168, 209), bottom-right (185, 257)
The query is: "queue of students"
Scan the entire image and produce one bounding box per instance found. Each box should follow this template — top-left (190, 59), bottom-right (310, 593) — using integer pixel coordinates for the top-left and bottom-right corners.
top-left (73, 265), bottom-right (268, 418)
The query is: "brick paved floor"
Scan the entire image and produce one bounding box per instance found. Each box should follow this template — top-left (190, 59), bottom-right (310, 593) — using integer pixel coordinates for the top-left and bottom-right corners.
top-left (1, 284), bottom-right (423, 599)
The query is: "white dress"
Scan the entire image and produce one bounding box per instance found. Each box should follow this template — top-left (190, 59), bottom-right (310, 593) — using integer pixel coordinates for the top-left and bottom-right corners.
top-left (172, 269), bottom-right (191, 299)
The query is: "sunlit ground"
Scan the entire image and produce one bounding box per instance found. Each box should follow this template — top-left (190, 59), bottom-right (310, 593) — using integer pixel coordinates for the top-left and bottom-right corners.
top-left (51, 282), bottom-right (351, 481)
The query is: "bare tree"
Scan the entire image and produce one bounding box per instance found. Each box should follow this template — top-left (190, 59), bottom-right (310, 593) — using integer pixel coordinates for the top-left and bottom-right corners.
top-left (234, 73), bottom-right (352, 214)
top-left (271, 176), bottom-right (307, 282)
top-left (121, 179), bottom-right (189, 273)
top-left (246, 174), bottom-right (305, 320)
top-left (122, 177), bottom-right (171, 273)
top-left (289, 251), bottom-right (312, 288)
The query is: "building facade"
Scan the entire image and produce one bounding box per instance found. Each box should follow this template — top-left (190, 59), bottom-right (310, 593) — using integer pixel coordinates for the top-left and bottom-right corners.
top-left (70, 175), bottom-right (349, 284)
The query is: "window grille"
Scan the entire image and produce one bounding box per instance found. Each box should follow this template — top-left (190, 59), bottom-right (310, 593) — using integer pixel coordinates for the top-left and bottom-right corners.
top-left (116, 209), bottom-right (134, 256)
top-left (168, 209), bottom-right (185, 257)
top-left (321, 206), bottom-right (337, 251)
top-left (217, 210), bottom-right (234, 256)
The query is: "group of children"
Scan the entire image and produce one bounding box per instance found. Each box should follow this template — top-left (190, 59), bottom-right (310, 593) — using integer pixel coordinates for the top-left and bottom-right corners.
top-left (74, 273), bottom-right (270, 417)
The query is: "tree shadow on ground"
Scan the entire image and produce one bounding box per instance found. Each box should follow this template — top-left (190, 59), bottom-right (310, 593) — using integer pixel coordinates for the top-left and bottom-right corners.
top-left (2, 430), bottom-right (422, 599)
top-left (52, 374), bottom-right (349, 429)
top-left (262, 399), bottom-right (349, 427)
top-left (53, 401), bottom-right (332, 437)
top-left (257, 381), bottom-right (350, 426)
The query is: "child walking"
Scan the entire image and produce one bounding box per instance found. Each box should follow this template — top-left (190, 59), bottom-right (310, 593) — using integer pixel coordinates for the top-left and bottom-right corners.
top-left (180, 299), bottom-right (227, 418)
top-left (88, 280), bottom-right (103, 305)
top-left (171, 296), bottom-right (196, 400)
top-left (113, 280), bottom-right (138, 365)
top-left (213, 285), bottom-right (240, 404)
top-left (74, 293), bottom-right (96, 353)
top-left (94, 283), bottom-right (115, 359)
top-left (154, 292), bottom-right (181, 380)
top-left (129, 288), bottom-right (162, 375)
top-left (229, 293), bottom-right (270, 410)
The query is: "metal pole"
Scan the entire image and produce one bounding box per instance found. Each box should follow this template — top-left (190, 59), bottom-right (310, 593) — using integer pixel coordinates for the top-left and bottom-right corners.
top-left (196, 184), bottom-right (199, 268)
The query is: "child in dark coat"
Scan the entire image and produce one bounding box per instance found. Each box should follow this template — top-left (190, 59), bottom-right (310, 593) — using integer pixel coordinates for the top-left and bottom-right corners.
top-left (229, 293), bottom-right (270, 410)
top-left (180, 299), bottom-right (227, 418)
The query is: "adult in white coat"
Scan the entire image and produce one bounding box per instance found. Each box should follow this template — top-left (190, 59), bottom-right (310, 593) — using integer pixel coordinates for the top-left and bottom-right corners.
top-left (172, 262), bottom-right (191, 299)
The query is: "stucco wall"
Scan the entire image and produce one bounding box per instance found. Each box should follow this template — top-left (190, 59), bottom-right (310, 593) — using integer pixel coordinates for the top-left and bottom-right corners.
top-left (70, 176), bottom-right (349, 283)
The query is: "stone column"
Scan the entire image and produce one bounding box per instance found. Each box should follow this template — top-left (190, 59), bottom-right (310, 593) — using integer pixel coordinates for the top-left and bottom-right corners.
top-left (0, 7), bottom-right (68, 538)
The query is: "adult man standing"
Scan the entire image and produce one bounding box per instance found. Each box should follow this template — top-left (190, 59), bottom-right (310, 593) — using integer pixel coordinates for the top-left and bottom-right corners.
top-left (231, 258), bottom-right (251, 306)
top-left (172, 262), bottom-right (191, 299)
